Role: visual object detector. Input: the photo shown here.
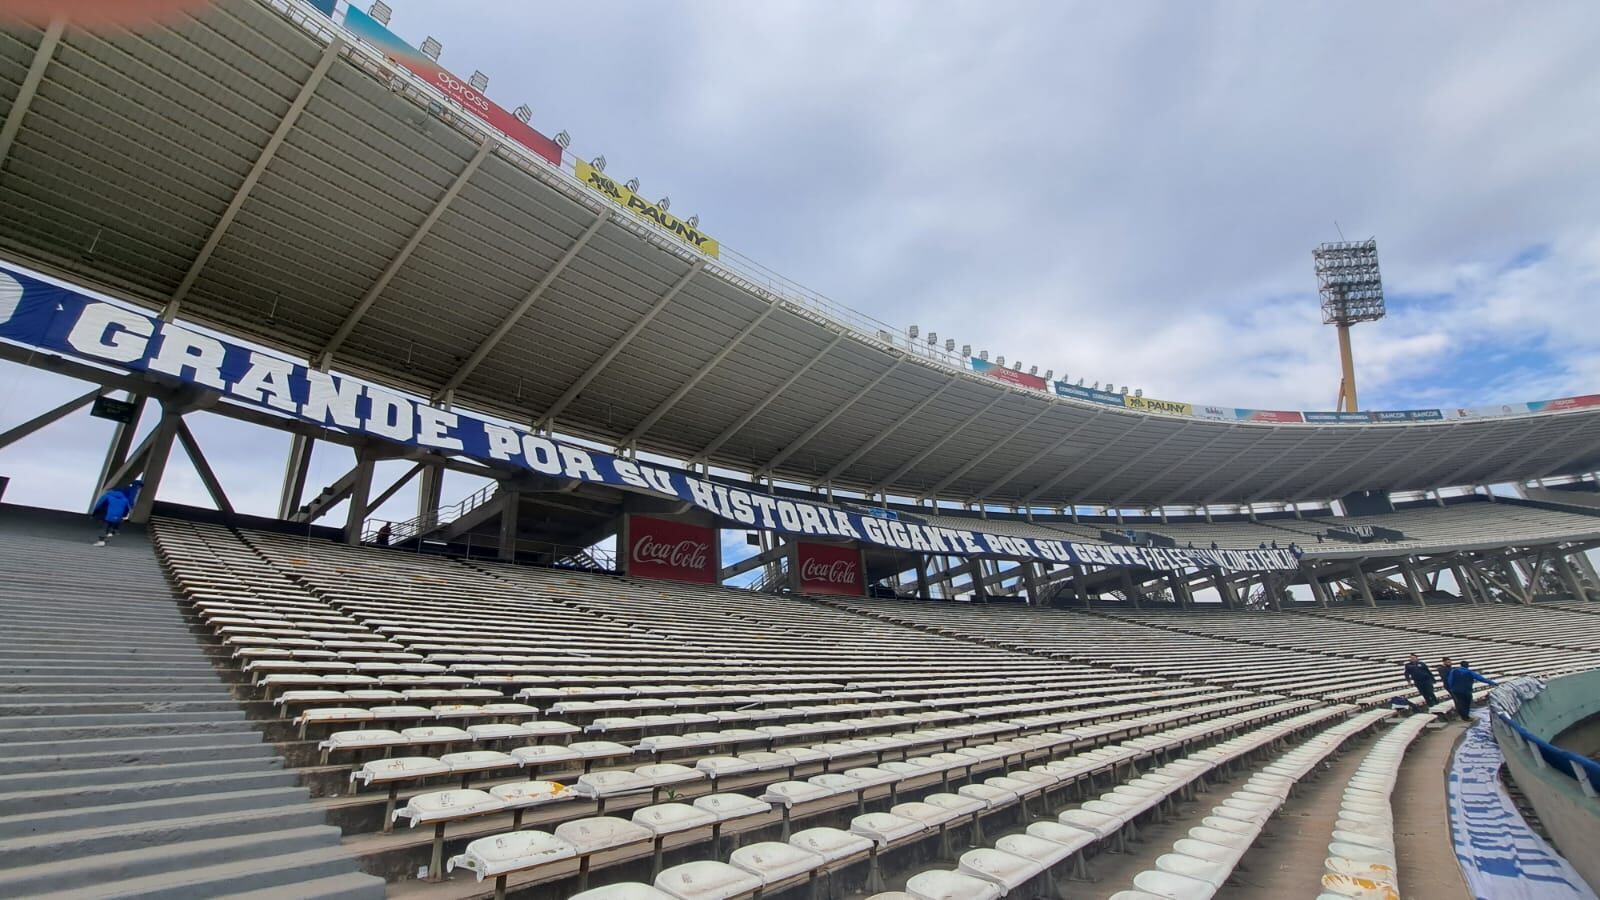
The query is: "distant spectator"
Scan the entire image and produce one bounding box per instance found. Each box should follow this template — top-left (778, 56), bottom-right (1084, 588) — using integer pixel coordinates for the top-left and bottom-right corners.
top-left (374, 523), bottom-right (392, 548)
top-left (1258, 542), bottom-right (1267, 550)
top-left (1445, 660), bottom-right (1497, 722)
top-left (1437, 656), bottom-right (1453, 687)
top-left (1270, 540), bottom-right (1278, 550)
top-left (91, 479), bottom-right (142, 547)
top-left (1210, 541), bottom-right (1218, 551)
top-left (1403, 653), bottom-right (1438, 708)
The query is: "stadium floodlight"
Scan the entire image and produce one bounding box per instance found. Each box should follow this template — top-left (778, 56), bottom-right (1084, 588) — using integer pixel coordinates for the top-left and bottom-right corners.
top-left (625, 177), bottom-right (640, 192)
top-left (979, 350), bottom-right (988, 361)
top-left (1134, 388), bottom-right (1143, 397)
top-left (1028, 365), bottom-right (1037, 375)
top-left (1077, 378), bottom-right (1084, 386)
top-left (656, 196), bottom-right (670, 211)
top-left (996, 355), bottom-right (1005, 366)
top-left (907, 325), bottom-right (919, 339)
top-left (470, 71), bottom-right (489, 92)
top-left (512, 104), bottom-right (532, 123)
top-left (1314, 237), bottom-right (1385, 411)
top-left (554, 131), bottom-right (571, 149)
top-left (420, 36), bottom-right (441, 60)
top-left (1120, 386), bottom-right (1129, 395)
top-left (946, 339), bottom-right (956, 352)
top-left (590, 155), bottom-right (606, 172)
top-left (369, 2), bottom-right (393, 25)
top-left (962, 344), bottom-right (971, 357)
top-left (686, 214), bottom-right (699, 228)
top-left (1012, 361), bottom-right (1022, 371)
top-left (1043, 369), bottom-right (1053, 380)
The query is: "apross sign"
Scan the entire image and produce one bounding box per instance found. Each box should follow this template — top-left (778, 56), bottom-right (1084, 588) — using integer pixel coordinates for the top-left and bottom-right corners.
top-left (0, 265), bottom-right (1296, 574)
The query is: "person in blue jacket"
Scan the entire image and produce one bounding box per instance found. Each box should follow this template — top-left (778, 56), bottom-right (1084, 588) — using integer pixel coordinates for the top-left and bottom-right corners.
top-left (91, 479), bottom-right (142, 546)
top-left (1444, 660), bottom-right (1497, 722)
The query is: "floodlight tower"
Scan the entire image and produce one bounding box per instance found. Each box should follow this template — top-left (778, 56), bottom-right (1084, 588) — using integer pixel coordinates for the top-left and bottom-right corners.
top-left (1313, 238), bottom-right (1385, 411)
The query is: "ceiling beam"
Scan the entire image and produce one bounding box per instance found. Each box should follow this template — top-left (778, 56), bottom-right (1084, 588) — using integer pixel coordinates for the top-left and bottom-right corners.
top-left (918, 404), bottom-right (1059, 499)
top-left (621, 305), bottom-right (777, 448)
top-left (690, 331), bottom-right (846, 463)
top-left (968, 410), bottom-right (1107, 502)
top-left (536, 259), bottom-right (704, 431)
top-left (1234, 429), bottom-right (1363, 503)
top-left (1110, 423), bottom-right (1238, 506)
top-left (0, 17), bottom-right (64, 176)
top-left (318, 136), bottom-right (496, 368)
top-left (867, 393), bottom-right (1010, 493)
top-left (1289, 428), bottom-right (1417, 501)
top-left (1431, 419), bottom-right (1565, 490)
top-left (434, 206), bottom-right (610, 402)
top-left (814, 379), bottom-right (956, 486)
top-left (1155, 426), bottom-right (1286, 506)
top-left (755, 357), bottom-right (905, 477)
top-left (1069, 422), bottom-right (1193, 503)
top-left (164, 37), bottom-right (344, 322)
top-left (1346, 423), bottom-right (1475, 494)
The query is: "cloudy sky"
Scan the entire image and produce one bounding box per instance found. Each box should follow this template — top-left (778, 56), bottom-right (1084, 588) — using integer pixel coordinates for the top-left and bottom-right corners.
top-left (2, 0), bottom-right (1599, 523)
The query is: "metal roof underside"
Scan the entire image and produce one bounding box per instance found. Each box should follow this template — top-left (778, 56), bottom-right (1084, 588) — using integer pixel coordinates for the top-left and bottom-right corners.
top-left (1, 1), bottom-right (1598, 509)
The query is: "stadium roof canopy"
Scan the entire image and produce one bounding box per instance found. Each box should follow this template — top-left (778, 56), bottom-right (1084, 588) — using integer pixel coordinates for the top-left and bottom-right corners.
top-left (2, 0), bottom-right (1598, 510)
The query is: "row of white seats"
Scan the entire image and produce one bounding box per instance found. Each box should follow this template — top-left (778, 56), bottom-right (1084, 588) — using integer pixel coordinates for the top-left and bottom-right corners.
top-left (1111, 707), bottom-right (1396, 899)
top-left (1319, 712), bottom-right (1434, 900)
top-left (438, 702), bottom-right (1330, 899)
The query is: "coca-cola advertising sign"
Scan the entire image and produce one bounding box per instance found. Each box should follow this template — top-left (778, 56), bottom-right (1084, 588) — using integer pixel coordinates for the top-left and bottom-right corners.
top-left (796, 542), bottom-right (865, 596)
top-left (627, 516), bottom-right (717, 584)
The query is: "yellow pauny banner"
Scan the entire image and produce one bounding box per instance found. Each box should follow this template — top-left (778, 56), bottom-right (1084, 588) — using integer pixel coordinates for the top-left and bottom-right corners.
top-left (1124, 395), bottom-right (1193, 416)
top-left (575, 160), bottom-right (720, 259)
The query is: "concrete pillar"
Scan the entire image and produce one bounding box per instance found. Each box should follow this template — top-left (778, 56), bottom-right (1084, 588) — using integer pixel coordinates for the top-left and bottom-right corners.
top-left (1451, 564), bottom-right (1478, 604)
top-left (1023, 562), bottom-right (1042, 606)
top-left (417, 463), bottom-right (444, 521)
top-left (1553, 553), bottom-right (1586, 602)
top-left (277, 433), bottom-right (315, 520)
top-left (1573, 551), bottom-right (1600, 598)
top-left (914, 557), bottom-right (931, 599)
top-left (1352, 564), bottom-right (1376, 607)
top-left (127, 409), bottom-right (180, 525)
top-left (342, 455), bottom-right (376, 546)
top-left (90, 395), bottom-right (146, 510)
top-left (1306, 571), bottom-right (1331, 608)
top-left (967, 559), bottom-right (986, 601)
top-left (1213, 575), bottom-right (1238, 609)
top-left (1168, 573), bottom-right (1193, 609)
top-left (1400, 560), bottom-right (1426, 607)
top-left (1120, 569), bottom-right (1141, 608)
top-left (497, 487), bottom-right (521, 562)
top-left (1073, 564), bottom-right (1090, 608)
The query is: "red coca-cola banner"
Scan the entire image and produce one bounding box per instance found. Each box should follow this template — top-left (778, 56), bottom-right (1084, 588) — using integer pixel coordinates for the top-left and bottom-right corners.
top-left (796, 542), bottom-right (865, 596)
top-left (627, 516), bottom-right (717, 584)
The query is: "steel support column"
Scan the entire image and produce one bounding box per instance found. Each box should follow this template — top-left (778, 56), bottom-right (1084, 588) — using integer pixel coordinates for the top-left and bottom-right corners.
top-left (0, 387), bottom-right (99, 451)
top-left (91, 396), bottom-right (146, 509)
top-left (1351, 563), bottom-right (1375, 607)
top-left (343, 455), bottom-right (377, 546)
top-left (175, 421), bottom-right (234, 517)
top-left (435, 207), bottom-right (610, 401)
top-left (498, 487), bottom-right (521, 562)
top-left (127, 411), bottom-right (181, 525)
top-left (0, 17), bottom-right (65, 176)
top-left (1399, 558), bottom-right (1426, 607)
top-left (165, 38), bottom-right (344, 321)
top-left (277, 433), bottom-right (315, 520)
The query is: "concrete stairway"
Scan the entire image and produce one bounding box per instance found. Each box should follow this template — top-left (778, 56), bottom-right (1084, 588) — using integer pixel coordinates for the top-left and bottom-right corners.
top-left (0, 504), bottom-right (385, 899)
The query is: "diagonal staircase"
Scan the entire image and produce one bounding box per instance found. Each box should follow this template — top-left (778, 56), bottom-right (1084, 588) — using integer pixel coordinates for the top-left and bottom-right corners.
top-left (0, 504), bottom-right (384, 899)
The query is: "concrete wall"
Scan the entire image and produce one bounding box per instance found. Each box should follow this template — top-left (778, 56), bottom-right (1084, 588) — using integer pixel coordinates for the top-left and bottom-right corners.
top-left (1496, 669), bottom-right (1600, 894)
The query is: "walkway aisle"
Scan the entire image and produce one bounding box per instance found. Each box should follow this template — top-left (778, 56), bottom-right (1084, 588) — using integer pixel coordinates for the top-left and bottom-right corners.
top-left (1392, 720), bottom-right (1473, 900)
top-left (0, 505), bottom-right (384, 899)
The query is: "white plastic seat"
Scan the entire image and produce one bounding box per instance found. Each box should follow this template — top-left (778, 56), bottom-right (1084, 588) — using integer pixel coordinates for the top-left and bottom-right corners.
top-left (489, 780), bottom-right (569, 808)
top-left (960, 847), bottom-right (1044, 889)
top-left (350, 756), bottom-right (449, 787)
top-left (521, 721), bottom-right (582, 738)
top-left (393, 789), bottom-right (505, 827)
top-left (442, 750), bottom-right (516, 774)
top-left (402, 726), bottom-right (472, 744)
top-left (1320, 873), bottom-right (1399, 899)
top-left (1058, 808), bottom-right (1121, 839)
top-left (694, 793), bottom-right (771, 822)
top-left (1156, 851), bottom-right (1232, 887)
top-left (512, 745), bottom-right (580, 767)
top-left (447, 830), bottom-right (574, 880)
top-left (633, 803), bottom-right (718, 835)
top-left (1331, 828), bottom-right (1393, 851)
top-left (574, 770), bottom-right (653, 799)
top-left (842, 767), bottom-right (899, 788)
top-left (956, 783), bottom-right (1016, 808)
top-left (571, 740), bottom-right (634, 760)
top-left (809, 773), bottom-right (865, 795)
top-left (1026, 820), bottom-right (1097, 852)
top-left (923, 793), bottom-right (986, 818)
top-left (1132, 868), bottom-right (1217, 899)
top-left (890, 801), bottom-right (962, 828)
top-left (759, 781), bottom-right (832, 807)
top-left (654, 860), bottom-right (763, 900)
top-left (695, 757), bottom-right (758, 779)
top-left (904, 868), bottom-right (1004, 900)
top-left (997, 831), bottom-right (1079, 867)
top-left (728, 841), bottom-right (826, 884)
top-left (635, 763), bottom-right (705, 788)
top-left (1327, 842), bottom-right (1396, 867)
top-left (1324, 857), bottom-right (1396, 881)
top-left (787, 826), bottom-right (873, 862)
top-left (320, 729), bottom-right (403, 753)
top-left (850, 811), bottom-right (926, 845)
top-left (554, 816), bottom-right (654, 854)
top-left (466, 723), bottom-right (528, 741)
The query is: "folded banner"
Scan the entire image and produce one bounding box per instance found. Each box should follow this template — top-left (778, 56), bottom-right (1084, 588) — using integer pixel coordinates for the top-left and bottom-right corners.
top-left (342, 6), bottom-right (562, 166)
top-left (575, 159), bottom-right (719, 258)
top-left (0, 265), bottom-right (1296, 574)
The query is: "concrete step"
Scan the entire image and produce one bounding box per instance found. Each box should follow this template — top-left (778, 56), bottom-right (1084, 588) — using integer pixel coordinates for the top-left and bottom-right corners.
top-left (0, 753), bottom-right (284, 792)
top-left (0, 676), bottom-right (231, 691)
top-left (0, 801), bottom-right (328, 867)
top-left (0, 708), bottom-right (245, 735)
top-left (208, 870), bottom-right (388, 900)
top-left (0, 824), bottom-right (344, 896)
top-left (0, 662), bottom-right (221, 676)
top-left (0, 768), bottom-right (301, 817)
top-left (30, 844), bottom-right (381, 900)
top-left (0, 689), bottom-right (234, 706)
top-left (0, 785), bottom-right (313, 840)
top-left (0, 728), bottom-right (266, 759)
top-left (0, 738), bottom-right (277, 776)
top-left (0, 698), bottom-right (246, 717)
